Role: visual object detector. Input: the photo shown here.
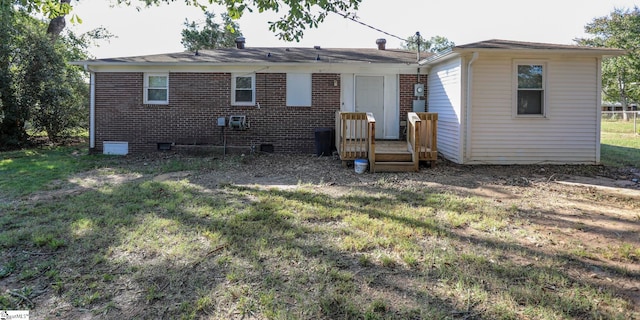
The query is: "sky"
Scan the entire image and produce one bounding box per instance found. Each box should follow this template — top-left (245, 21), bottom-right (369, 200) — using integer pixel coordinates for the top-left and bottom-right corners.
top-left (68, 0), bottom-right (640, 59)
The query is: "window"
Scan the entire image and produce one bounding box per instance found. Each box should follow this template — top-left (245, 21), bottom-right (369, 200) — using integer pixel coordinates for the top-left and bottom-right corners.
top-left (286, 73), bottom-right (312, 107)
top-left (514, 62), bottom-right (545, 117)
top-left (144, 73), bottom-right (169, 104)
top-left (232, 74), bottom-right (255, 106)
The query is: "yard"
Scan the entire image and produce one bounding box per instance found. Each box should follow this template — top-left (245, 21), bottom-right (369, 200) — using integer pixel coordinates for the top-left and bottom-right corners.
top-left (1, 122), bottom-right (639, 319)
top-left (601, 114), bottom-right (640, 168)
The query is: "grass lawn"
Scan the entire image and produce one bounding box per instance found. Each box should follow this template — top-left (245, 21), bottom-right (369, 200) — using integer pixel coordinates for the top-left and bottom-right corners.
top-left (0, 146), bottom-right (100, 197)
top-left (1, 142), bottom-right (639, 319)
top-left (601, 119), bottom-right (640, 167)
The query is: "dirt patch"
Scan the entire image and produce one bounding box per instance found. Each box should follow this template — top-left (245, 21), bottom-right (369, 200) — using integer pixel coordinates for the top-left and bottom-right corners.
top-left (27, 168), bottom-right (144, 202)
top-left (555, 175), bottom-right (640, 198)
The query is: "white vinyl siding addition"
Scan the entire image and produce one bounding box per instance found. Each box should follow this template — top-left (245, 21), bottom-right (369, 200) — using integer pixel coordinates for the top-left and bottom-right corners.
top-left (468, 55), bottom-right (599, 164)
top-left (427, 57), bottom-right (463, 163)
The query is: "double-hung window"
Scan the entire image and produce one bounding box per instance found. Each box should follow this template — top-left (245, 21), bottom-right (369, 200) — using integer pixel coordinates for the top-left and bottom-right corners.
top-left (144, 73), bottom-right (169, 104)
top-left (232, 74), bottom-right (255, 106)
top-left (514, 62), bottom-right (546, 117)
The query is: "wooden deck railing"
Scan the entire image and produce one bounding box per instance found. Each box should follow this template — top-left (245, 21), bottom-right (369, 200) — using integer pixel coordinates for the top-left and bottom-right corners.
top-left (406, 112), bottom-right (421, 172)
top-left (366, 113), bottom-right (376, 172)
top-left (335, 111), bottom-right (376, 164)
top-left (336, 111), bottom-right (438, 172)
top-left (414, 112), bottom-right (438, 166)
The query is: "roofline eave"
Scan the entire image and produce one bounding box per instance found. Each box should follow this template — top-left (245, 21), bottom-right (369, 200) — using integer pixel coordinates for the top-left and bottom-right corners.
top-left (453, 47), bottom-right (625, 57)
top-left (418, 49), bottom-right (460, 66)
top-left (417, 47), bottom-right (625, 67)
top-left (71, 61), bottom-right (419, 68)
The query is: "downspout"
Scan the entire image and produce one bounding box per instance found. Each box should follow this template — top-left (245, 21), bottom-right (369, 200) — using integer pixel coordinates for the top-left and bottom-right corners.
top-left (595, 57), bottom-right (602, 164)
top-left (416, 32), bottom-right (422, 112)
top-left (464, 52), bottom-right (479, 163)
top-left (84, 64), bottom-right (95, 149)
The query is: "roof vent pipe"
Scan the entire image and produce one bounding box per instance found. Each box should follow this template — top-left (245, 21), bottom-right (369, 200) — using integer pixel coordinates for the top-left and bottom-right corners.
top-left (376, 38), bottom-right (387, 50)
top-left (235, 36), bottom-right (246, 49)
top-left (415, 31), bottom-right (421, 62)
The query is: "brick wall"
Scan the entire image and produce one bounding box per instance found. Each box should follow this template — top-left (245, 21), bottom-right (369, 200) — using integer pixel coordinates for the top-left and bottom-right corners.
top-left (94, 72), bottom-right (341, 154)
top-left (399, 73), bottom-right (428, 121)
top-left (94, 71), bottom-right (424, 154)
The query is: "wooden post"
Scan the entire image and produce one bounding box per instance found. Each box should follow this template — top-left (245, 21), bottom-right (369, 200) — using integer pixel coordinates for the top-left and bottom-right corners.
top-left (367, 112), bottom-right (376, 173)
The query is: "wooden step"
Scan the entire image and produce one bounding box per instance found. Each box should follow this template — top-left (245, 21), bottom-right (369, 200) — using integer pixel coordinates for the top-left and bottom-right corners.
top-left (374, 152), bottom-right (412, 162)
top-left (372, 161), bottom-right (418, 173)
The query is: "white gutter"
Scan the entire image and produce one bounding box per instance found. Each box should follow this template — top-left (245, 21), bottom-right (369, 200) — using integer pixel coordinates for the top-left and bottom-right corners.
top-left (84, 64), bottom-right (95, 149)
top-left (464, 52), bottom-right (479, 163)
top-left (71, 61), bottom-right (416, 68)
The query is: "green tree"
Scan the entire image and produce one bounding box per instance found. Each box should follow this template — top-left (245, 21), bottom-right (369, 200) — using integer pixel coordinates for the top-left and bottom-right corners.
top-left (181, 11), bottom-right (241, 52)
top-left (402, 32), bottom-right (455, 54)
top-left (17, 29), bottom-right (88, 142)
top-left (0, 4), bottom-right (109, 148)
top-left (575, 6), bottom-right (640, 120)
top-left (0, 1), bottom-right (29, 148)
top-left (7, 0), bottom-right (363, 42)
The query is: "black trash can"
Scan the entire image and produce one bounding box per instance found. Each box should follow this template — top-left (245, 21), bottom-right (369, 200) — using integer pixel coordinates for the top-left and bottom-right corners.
top-left (314, 128), bottom-right (334, 156)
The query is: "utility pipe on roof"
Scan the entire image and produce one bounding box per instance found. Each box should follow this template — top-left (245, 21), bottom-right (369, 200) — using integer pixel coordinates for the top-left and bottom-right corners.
top-left (465, 52), bottom-right (479, 163)
top-left (84, 64), bottom-right (95, 149)
top-left (415, 32), bottom-right (421, 63)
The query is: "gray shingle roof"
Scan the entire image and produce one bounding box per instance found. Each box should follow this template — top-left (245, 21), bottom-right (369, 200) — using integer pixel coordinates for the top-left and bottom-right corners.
top-left (78, 47), bottom-right (425, 65)
top-left (76, 39), bottom-right (624, 67)
top-left (418, 39), bottom-right (624, 66)
top-left (455, 39), bottom-right (622, 53)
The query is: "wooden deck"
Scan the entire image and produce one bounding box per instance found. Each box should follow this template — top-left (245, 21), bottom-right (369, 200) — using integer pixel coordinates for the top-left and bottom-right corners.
top-left (335, 111), bottom-right (438, 173)
top-left (341, 140), bottom-right (407, 153)
top-left (341, 140), bottom-right (412, 159)
top-left (370, 141), bottom-right (412, 160)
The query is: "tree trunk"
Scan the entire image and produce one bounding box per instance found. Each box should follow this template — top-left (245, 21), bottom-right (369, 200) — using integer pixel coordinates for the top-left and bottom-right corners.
top-left (46, 0), bottom-right (71, 41)
top-left (616, 70), bottom-right (629, 121)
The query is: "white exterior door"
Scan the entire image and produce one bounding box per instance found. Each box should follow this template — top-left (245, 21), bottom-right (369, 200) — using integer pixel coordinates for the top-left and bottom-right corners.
top-left (355, 75), bottom-right (385, 138)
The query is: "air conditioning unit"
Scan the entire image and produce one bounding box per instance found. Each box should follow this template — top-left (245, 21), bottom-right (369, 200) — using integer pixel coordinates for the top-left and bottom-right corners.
top-left (229, 115), bottom-right (248, 130)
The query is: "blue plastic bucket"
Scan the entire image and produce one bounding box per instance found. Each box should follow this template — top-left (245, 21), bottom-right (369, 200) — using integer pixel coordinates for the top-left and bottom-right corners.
top-left (354, 159), bottom-right (368, 174)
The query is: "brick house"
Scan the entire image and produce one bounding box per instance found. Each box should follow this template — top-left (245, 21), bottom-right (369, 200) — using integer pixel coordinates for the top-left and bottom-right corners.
top-left (75, 38), bottom-right (622, 165)
top-left (75, 38), bottom-right (427, 155)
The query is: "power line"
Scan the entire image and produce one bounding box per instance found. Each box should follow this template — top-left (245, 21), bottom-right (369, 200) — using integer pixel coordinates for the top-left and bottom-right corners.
top-left (332, 11), bottom-right (411, 43)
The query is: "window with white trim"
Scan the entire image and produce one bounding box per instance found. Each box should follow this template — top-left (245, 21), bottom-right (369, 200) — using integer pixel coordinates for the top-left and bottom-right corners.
top-left (232, 74), bottom-right (255, 106)
top-left (144, 73), bottom-right (169, 104)
top-left (286, 73), bottom-right (312, 107)
top-left (514, 62), bottom-right (546, 117)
